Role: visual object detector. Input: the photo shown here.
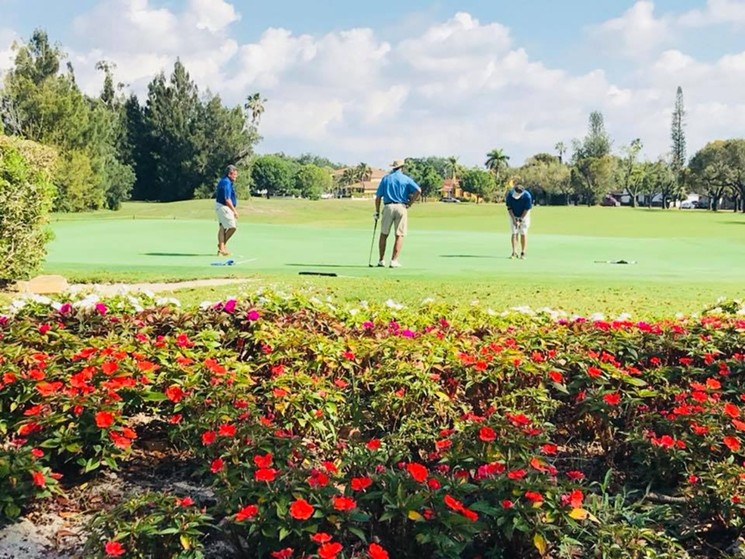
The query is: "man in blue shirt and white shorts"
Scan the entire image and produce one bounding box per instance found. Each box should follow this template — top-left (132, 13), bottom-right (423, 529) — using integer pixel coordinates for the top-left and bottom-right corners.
top-left (505, 181), bottom-right (533, 259)
top-left (374, 159), bottom-right (421, 268)
top-left (215, 165), bottom-right (238, 256)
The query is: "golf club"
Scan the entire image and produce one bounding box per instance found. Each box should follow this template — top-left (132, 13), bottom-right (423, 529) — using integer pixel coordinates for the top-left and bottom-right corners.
top-left (367, 215), bottom-right (379, 267)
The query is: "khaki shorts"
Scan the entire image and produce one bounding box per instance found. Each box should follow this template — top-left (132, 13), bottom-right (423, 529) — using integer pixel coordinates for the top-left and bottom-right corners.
top-left (216, 202), bottom-right (236, 229)
top-left (381, 204), bottom-right (408, 237)
top-left (509, 214), bottom-right (530, 235)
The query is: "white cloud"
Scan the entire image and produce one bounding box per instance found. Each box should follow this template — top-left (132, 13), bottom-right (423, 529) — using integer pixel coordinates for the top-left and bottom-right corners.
top-left (679, 0), bottom-right (745, 27)
top-left (2, 2), bottom-right (745, 167)
top-left (589, 1), bottom-right (672, 57)
top-left (0, 28), bottom-right (18, 76)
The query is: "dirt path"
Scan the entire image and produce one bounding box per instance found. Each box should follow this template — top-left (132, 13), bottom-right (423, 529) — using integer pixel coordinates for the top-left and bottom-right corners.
top-left (68, 278), bottom-right (251, 297)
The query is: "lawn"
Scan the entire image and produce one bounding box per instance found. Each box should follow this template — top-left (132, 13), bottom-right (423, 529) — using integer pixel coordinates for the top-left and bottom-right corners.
top-left (40, 199), bottom-right (745, 317)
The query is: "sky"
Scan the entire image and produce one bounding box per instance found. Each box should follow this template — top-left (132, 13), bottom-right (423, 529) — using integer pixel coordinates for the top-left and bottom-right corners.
top-left (1, 0), bottom-right (744, 168)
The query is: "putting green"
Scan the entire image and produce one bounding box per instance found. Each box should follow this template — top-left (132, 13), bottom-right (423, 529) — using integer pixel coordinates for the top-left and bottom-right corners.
top-left (44, 201), bottom-right (745, 288)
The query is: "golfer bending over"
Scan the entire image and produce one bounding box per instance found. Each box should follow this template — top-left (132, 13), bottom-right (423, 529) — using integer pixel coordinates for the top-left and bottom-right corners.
top-left (506, 181), bottom-right (532, 259)
top-left (215, 165), bottom-right (238, 256)
top-left (374, 159), bottom-right (421, 268)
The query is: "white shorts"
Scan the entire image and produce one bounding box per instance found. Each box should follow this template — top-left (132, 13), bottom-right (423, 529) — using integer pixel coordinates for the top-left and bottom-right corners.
top-left (381, 204), bottom-right (408, 237)
top-left (215, 202), bottom-right (236, 229)
top-left (509, 214), bottom-right (530, 235)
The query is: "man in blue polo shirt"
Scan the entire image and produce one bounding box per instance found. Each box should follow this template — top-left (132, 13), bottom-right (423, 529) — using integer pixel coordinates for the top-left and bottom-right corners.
top-left (505, 181), bottom-right (533, 259)
top-left (374, 159), bottom-right (421, 268)
top-left (215, 165), bottom-right (238, 256)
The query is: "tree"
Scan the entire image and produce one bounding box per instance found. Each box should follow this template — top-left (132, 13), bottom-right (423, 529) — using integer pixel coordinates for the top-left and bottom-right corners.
top-left (555, 141), bottom-right (567, 164)
top-left (460, 168), bottom-right (495, 203)
top-left (244, 92), bottom-right (266, 127)
top-left (447, 156), bottom-right (459, 182)
top-left (354, 162), bottom-right (372, 191)
top-left (405, 160), bottom-right (443, 200)
top-left (571, 111), bottom-right (615, 205)
top-left (689, 140), bottom-right (745, 212)
top-left (520, 157), bottom-right (570, 205)
top-left (485, 148), bottom-right (510, 185)
top-left (250, 155), bottom-right (294, 197)
top-left (618, 139), bottom-right (644, 207)
top-left (295, 164), bottom-right (331, 200)
top-left (670, 86), bottom-right (687, 186)
top-left (646, 160), bottom-right (679, 209)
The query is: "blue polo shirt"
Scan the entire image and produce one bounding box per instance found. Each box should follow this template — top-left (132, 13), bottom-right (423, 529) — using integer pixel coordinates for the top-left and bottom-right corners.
top-left (375, 170), bottom-right (420, 205)
top-left (215, 176), bottom-right (237, 207)
top-left (506, 189), bottom-right (532, 216)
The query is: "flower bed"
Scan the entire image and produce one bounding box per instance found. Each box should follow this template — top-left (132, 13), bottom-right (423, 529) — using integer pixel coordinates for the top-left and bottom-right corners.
top-left (1, 291), bottom-right (745, 558)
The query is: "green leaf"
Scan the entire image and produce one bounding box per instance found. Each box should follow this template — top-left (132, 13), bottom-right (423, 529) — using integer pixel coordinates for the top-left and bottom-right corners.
top-left (347, 526), bottom-right (367, 542)
top-left (142, 391), bottom-right (169, 401)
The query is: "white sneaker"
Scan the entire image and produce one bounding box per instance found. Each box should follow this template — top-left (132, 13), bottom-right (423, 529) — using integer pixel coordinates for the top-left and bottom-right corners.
top-left (389, 260), bottom-right (401, 268)
top-left (376, 260), bottom-right (385, 267)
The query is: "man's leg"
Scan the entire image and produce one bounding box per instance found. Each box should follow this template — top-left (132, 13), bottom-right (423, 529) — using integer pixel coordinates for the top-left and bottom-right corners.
top-left (511, 233), bottom-right (518, 256)
top-left (520, 233), bottom-right (528, 257)
top-left (391, 235), bottom-right (404, 261)
top-left (224, 227), bottom-right (236, 244)
top-left (218, 226), bottom-right (225, 254)
top-left (378, 233), bottom-right (388, 262)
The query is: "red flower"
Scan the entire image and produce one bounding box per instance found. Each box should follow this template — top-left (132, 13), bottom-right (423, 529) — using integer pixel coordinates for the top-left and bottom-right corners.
top-left (95, 411), bottom-right (115, 429)
top-left (31, 471), bottom-right (45, 487)
top-left (366, 439), bottom-right (381, 450)
top-left (368, 543), bottom-right (389, 559)
top-left (501, 499), bottom-right (514, 508)
top-left (548, 370), bottom-right (564, 383)
top-left (525, 491), bottom-right (544, 503)
top-left (351, 477), bottom-right (373, 491)
top-left (541, 443), bottom-right (558, 455)
top-left (406, 463), bottom-right (428, 482)
top-left (31, 448), bottom-right (44, 458)
top-left (603, 393), bottom-right (621, 406)
top-left (566, 470), bottom-right (585, 481)
top-left (332, 496), bottom-right (357, 511)
top-left (165, 385), bottom-right (185, 403)
top-left (289, 498), bottom-right (314, 520)
top-left (444, 494), bottom-right (463, 511)
top-left (587, 366), bottom-right (602, 378)
top-left (507, 469), bottom-right (526, 480)
top-left (201, 431), bottom-right (216, 445)
top-left (569, 489), bottom-right (584, 508)
top-left (318, 542), bottom-right (343, 559)
top-left (271, 548), bottom-right (293, 559)
top-left (178, 497), bottom-right (194, 507)
top-left (724, 436), bottom-right (741, 452)
top-left (435, 439), bottom-right (452, 451)
top-left (101, 361), bottom-right (119, 376)
top-left (311, 532), bottom-right (332, 544)
top-left (255, 468), bottom-right (278, 482)
top-left (427, 477), bottom-right (441, 490)
top-left (725, 403), bottom-right (741, 418)
top-left (218, 424), bottom-right (236, 437)
top-left (104, 541), bottom-right (125, 556)
top-left (478, 427), bottom-right (496, 442)
top-left (254, 453), bottom-right (273, 468)
top-left (236, 504), bottom-right (259, 521)
top-left (210, 458), bottom-right (225, 473)
top-left (307, 471), bottom-right (330, 488)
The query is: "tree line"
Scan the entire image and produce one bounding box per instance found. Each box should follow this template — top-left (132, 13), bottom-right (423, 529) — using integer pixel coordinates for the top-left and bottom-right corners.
top-left (0, 29), bottom-right (261, 211)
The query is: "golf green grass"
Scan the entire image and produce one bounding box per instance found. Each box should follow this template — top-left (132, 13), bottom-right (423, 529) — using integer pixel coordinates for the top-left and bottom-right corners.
top-left (42, 199), bottom-right (745, 316)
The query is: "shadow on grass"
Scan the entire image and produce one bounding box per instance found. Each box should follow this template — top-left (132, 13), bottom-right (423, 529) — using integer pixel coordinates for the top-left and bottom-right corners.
top-left (440, 254), bottom-right (498, 259)
top-left (143, 253), bottom-right (213, 257)
top-left (286, 263), bottom-right (372, 269)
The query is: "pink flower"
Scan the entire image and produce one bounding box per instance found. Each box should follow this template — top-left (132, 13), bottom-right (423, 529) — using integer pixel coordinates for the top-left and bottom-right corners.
top-left (247, 309), bottom-right (260, 321)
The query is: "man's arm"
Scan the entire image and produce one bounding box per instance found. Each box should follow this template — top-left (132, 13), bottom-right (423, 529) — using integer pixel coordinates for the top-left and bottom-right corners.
top-left (375, 195), bottom-right (382, 217)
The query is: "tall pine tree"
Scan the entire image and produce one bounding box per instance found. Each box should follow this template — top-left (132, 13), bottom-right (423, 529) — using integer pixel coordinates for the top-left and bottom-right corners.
top-left (671, 86), bottom-right (686, 183)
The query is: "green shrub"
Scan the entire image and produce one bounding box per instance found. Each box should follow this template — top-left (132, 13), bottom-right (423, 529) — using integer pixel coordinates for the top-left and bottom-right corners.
top-left (0, 135), bottom-right (57, 283)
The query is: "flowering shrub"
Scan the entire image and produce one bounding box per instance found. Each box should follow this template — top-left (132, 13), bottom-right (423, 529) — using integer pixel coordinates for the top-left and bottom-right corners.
top-left (1, 291), bottom-right (745, 557)
top-left (83, 491), bottom-right (213, 559)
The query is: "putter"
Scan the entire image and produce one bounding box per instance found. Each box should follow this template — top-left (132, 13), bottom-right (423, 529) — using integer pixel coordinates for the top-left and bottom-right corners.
top-left (367, 217), bottom-right (379, 267)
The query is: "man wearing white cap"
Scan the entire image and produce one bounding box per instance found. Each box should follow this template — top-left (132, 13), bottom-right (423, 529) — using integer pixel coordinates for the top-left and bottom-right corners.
top-left (506, 180), bottom-right (533, 259)
top-left (374, 159), bottom-right (421, 268)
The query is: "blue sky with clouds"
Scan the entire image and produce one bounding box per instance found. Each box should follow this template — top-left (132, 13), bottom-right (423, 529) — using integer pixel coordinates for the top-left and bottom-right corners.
top-left (1, 0), bottom-right (745, 167)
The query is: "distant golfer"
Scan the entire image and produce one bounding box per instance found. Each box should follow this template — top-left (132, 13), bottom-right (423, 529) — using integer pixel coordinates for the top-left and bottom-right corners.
top-left (215, 165), bottom-right (238, 256)
top-left (374, 159), bottom-right (421, 268)
top-left (506, 181), bottom-right (532, 259)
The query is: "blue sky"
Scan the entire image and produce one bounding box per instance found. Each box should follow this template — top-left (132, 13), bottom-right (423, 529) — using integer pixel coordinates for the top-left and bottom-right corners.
top-left (1, 0), bottom-right (745, 167)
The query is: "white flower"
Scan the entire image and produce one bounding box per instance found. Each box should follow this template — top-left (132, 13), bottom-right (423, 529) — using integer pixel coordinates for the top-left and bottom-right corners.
top-left (29, 294), bottom-right (52, 305)
top-left (590, 312), bottom-right (605, 321)
top-left (470, 300), bottom-right (480, 306)
top-left (487, 308), bottom-right (497, 316)
top-left (199, 301), bottom-right (212, 310)
top-left (616, 313), bottom-right (632, 321)
top-left (422, 297), bottom-right (435, 304)
top-left (349, 308), bottom-right (359, 316)
top-left (359, 300), bottom-right (369, 309)
top-left (385, 299), bottom-right (404, 310)
top-left (156, 297), bottom-right (181, 307)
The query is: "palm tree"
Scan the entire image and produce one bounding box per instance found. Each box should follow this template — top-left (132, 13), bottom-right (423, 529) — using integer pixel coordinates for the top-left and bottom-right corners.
top-left (355, 162), bottom-right (372, 186)
top-left (555, 141), bottom-right (567, 164)
top-left (485, 148), bottom-right (510, 184)
top-left (335, 168), bottom-right (357, 198)
top-left (244, 92), bottom-right (267, 126)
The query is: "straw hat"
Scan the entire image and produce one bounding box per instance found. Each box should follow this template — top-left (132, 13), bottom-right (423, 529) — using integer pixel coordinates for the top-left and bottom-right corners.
top-left (390, 159), bottom-right (406, 169)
